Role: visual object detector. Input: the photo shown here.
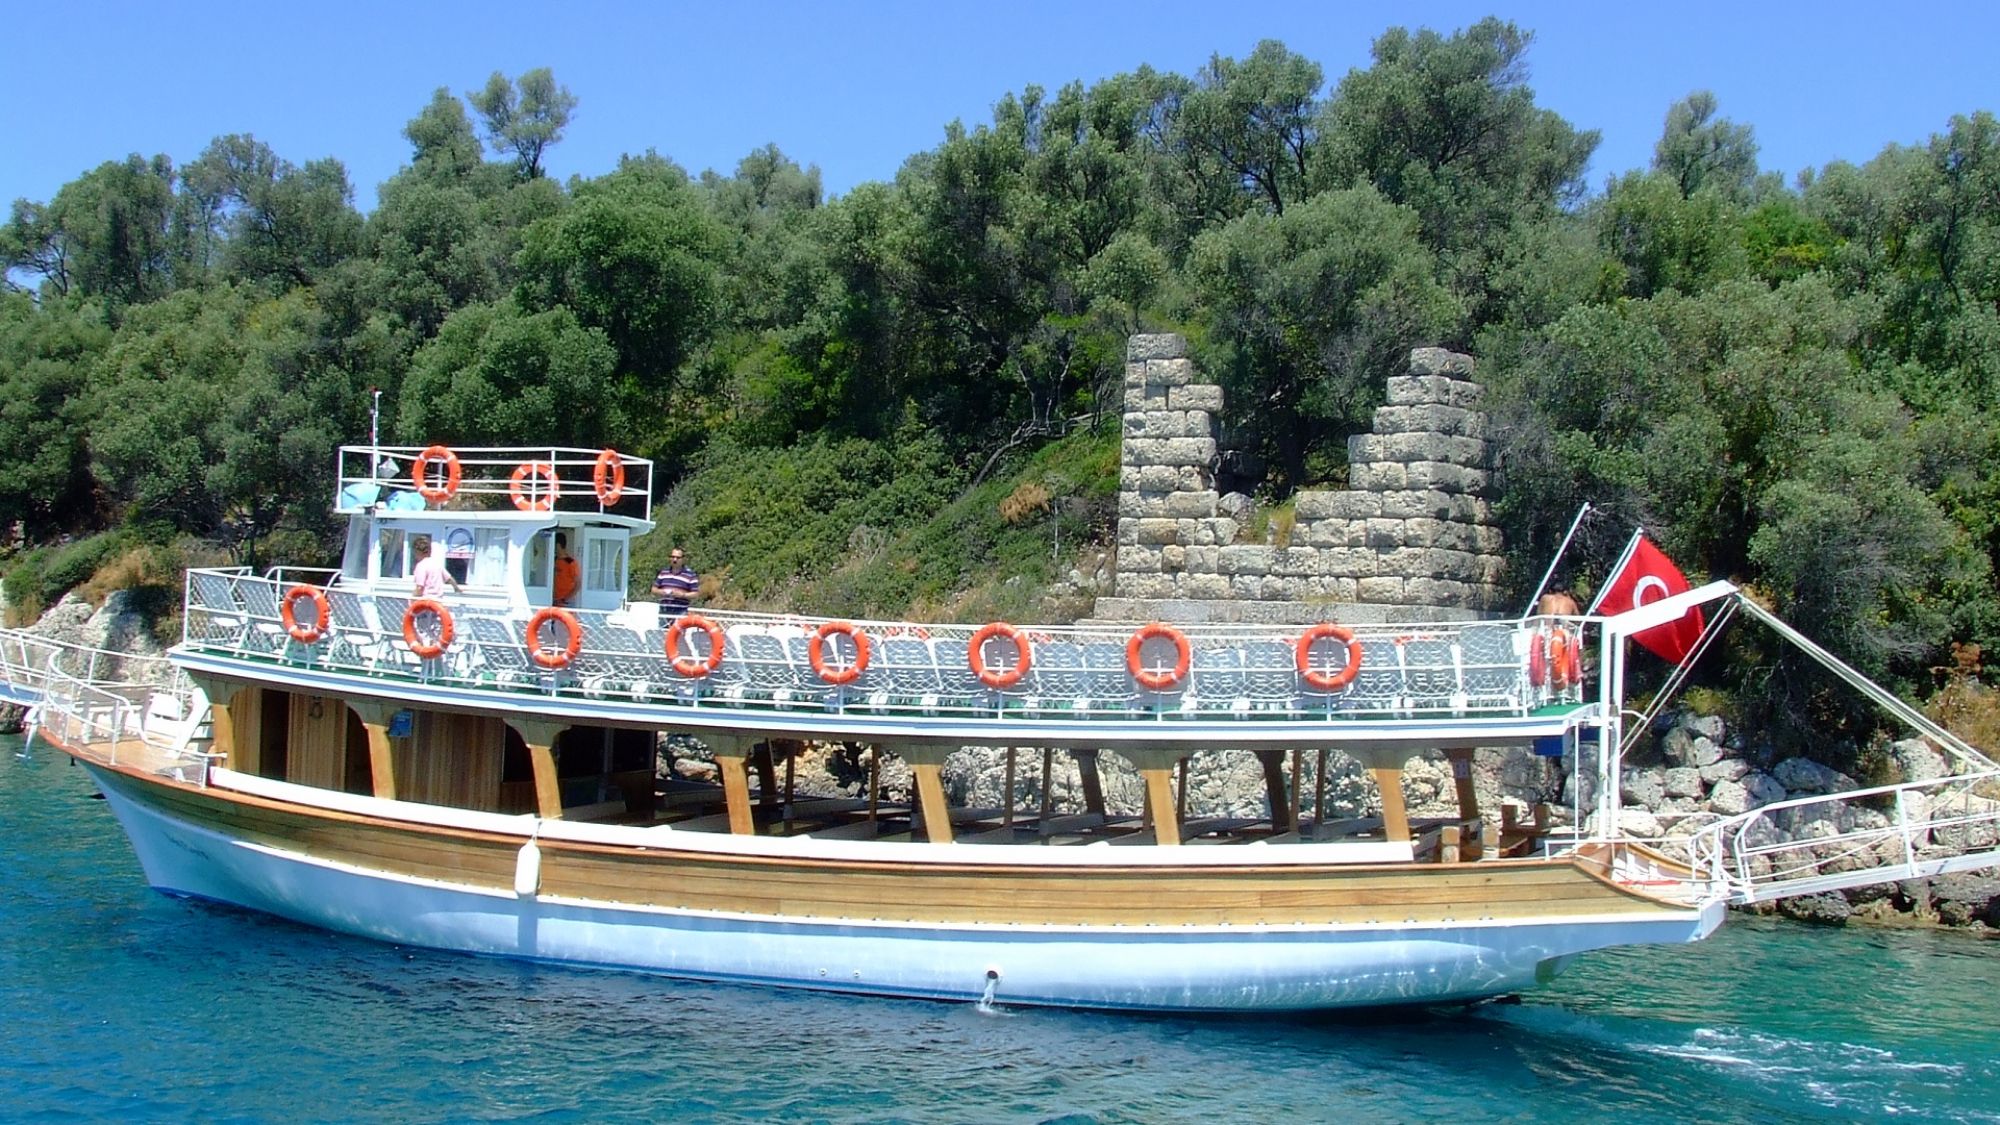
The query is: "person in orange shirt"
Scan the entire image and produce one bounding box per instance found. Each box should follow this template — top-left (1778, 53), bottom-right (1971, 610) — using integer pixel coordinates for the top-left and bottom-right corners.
top-left (553, 532), bottom-right (581, 606)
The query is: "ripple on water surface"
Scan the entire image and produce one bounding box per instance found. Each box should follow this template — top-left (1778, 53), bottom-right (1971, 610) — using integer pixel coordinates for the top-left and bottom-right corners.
top-left (3, 741), bottom-right (1995, 1123)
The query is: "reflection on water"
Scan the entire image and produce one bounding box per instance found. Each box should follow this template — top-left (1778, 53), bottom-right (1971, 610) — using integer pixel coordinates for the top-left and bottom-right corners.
top-left (3, 740), bottom-right (1994, 1124)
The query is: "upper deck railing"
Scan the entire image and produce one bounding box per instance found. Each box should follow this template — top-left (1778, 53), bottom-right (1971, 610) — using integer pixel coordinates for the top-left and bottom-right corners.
top-left (335, 445), bottom-right (655, 524)
top-left (0, 628), bottom-right (177, 704)
top-left (179, 568), bottom-right (1592, 726)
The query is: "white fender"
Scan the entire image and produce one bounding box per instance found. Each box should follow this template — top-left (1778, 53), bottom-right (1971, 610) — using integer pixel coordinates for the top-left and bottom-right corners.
top-left (514, 837), bottom-right (542, 898)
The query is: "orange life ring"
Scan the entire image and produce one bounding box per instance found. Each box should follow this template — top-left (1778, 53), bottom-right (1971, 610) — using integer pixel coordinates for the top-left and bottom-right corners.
top-left (967, 622), bottom-right (1030, 689)
top-left (508, 461), bottom-right (557, 512)
top-left (593, 448), bottom-right (626, 505)
top-left (809, 620), bottom-right (871, 685)
top-left (1127, 622), bottom-right (1191, 691)
top-left (1295, 622), bottom-right (1364, 691)
top-left (665, 613), bottom-right (725, 677)
top-left (1528, 630), bottom-right (1549, 688)
top-left (525, 607), bottom-right (582, 670)
top-left (402, 598), bottom-right (455, 659)
top-left (1550, 630), bottom-right (1579, 692)
top-left (412, 445), bottom-right (461, 503)
top-left (280, 585), bottom-right (330, 644)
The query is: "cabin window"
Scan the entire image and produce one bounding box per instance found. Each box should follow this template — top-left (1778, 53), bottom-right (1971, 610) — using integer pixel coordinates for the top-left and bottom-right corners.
top-left (443, 526), bottom-right (475, 584)
top-left (377, 528), bottom-right (407, 579)
top-left (586, 537), bottom-right (624, 592)
top-left (467, 528), bottom-right (509, 586)
top-left (341, 522), bottom-right (369, 581)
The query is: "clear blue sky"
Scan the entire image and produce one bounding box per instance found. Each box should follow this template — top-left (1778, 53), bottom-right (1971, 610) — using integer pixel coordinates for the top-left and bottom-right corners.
top-left (5, 1), bottom-right (1995, 212)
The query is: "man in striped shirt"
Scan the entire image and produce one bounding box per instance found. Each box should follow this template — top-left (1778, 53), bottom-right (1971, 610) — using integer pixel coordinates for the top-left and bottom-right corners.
top-left (653, 548), bottom-right (699, 622)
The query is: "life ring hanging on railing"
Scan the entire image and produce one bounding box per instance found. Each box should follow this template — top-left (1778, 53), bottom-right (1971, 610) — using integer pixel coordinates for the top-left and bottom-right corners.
top-left (1549, 629), bottom-right (1579, 692)
top-left (1127, 622), bottom-right (1191, 691)
top-left (1528, 630), bottom-right (1550, 688)
top-left (403, 598), bottom-right (455, 659)
top-left (509, 461), bottom-right (558, 512)
top-left (280, 585), bottom-right (330, 644)
top-left (412, 445), bottom-right (461, 503)
top-left (525, 607), bottom-right (582, 670)
top-left (809, 621), bottom-right (871, 685)
top-left (1295, 622), bottom-right (1364, 691)
top-left (967, 622), bottom-right (1031, 689)
top-left (593, 448), bottom-right (626, 506)
top-left (665, 613), bottom-right (726, 678)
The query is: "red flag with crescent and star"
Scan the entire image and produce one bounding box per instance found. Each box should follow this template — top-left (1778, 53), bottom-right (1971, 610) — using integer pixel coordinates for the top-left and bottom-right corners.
top-left (1591, 535), bottom-right (1705, 664)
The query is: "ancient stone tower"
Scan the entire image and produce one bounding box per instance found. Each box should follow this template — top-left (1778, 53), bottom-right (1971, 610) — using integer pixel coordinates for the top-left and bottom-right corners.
top-left (1093, 334), bottom-right (1506, 624)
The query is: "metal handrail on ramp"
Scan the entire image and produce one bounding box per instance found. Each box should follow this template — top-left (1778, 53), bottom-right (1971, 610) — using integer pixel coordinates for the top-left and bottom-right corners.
top-left (1687, 769), bottom-right (2000, 904)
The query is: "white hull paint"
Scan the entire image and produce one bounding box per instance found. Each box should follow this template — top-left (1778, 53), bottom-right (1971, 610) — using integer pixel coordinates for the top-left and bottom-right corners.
top-left (92, 765), bottom-right (1724, 1012)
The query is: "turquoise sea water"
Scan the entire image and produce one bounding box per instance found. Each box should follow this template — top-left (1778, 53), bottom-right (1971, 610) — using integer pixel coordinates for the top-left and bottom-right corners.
top-left (3, 737), bottom-right (1996, 1124)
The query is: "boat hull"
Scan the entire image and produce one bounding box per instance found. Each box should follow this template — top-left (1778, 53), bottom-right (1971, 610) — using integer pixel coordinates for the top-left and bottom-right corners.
top-left (87, 763), bottom-right (1724, 1013)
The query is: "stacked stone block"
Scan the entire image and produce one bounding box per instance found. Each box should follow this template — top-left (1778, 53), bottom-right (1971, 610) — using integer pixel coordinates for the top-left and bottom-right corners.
top-left (1100, 337), bottom-right (1506, 624)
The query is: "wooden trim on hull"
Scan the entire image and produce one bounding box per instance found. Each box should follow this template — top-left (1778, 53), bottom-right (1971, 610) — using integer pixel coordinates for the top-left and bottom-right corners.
top-left (71, 743), bottom-right (1697, 932)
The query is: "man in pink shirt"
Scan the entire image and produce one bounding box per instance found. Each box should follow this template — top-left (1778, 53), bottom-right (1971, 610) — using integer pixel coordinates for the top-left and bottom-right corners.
top-left (411, 537), bottom-right (461, 598)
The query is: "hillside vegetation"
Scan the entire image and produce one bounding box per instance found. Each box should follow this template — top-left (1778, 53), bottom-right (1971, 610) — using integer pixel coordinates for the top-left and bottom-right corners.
top-left (5, 19), bottom-right (1999, 748)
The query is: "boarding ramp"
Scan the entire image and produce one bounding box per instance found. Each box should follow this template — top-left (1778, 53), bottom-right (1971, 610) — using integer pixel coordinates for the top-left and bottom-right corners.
top-left (1688, 769), bottom-right (2000, 904)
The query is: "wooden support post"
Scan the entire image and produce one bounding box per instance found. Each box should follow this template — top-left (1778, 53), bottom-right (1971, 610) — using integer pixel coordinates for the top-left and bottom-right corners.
top-left (1370, 767), bottom-right (1411, 843)
top-left (1313, 749), bottom-right (1329, 831)
top-left (1039, 748), bottom-right (1053, 819)
top-left (346, 701), bottom-right (401, 801)
top-left (752, 741), bottom-right (779, 806)
top-left (1073, 748), bottom-right (1106, 816)
top-left (913, 762), bottom-right (953, 845)
top-left (713, 753), bottom-right (755, 836)
top-left (506, 719), bottom-right (569, 821)
top-left (1142, 768), bottom-right (1180, 846)
top-left (1256, 751), bottom-right (1293, 832)
top-left (1445, 748), bottom-right (1480, 821)
top-left (1440, 824), bottom-right (1462, 864)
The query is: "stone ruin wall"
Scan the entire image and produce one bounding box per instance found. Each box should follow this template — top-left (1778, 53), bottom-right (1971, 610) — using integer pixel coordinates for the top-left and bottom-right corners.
top-left (1093, 333), bottom-right (1507, 624)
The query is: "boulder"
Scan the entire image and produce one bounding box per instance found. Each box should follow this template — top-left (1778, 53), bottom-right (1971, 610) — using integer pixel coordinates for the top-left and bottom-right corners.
top-left (1681, 713), bottom-right (1726, 742)
top-left (1778, 892), bottom-right (1852, 926)
top-left (1708, 778), bottom-right (1751, 816)
top-left (1744, 771), bottom-right (1788, 809)
top-left (1772, 756), bottom-right (1856, 795)
top-left (1663, 767), bottom-right (1704, 799)
top-left (1930, 872), bottom-right (2000, 928)
top-left (1887, 738), bottom-right (1949, 784)
top-left (1699, 756), bottom-right (1751, 784)
top-left (1622, 767), bottom-right (1666, 809)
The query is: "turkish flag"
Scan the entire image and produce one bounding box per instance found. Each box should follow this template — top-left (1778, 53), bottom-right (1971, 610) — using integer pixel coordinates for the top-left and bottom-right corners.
top-left (1594, 536), bottom-right (1705, 664)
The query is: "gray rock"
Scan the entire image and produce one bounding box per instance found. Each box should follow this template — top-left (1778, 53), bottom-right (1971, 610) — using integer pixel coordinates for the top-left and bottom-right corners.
top-left (1843, 880), bottom-right (1894, 905)
top-left (1744, 771), bottom-right (1787, 808)
top-left (1217, 491), bottom-right (1253, 520)
top-left (1406, 347), bottom-right (1476, 378)
top-left (1930, 872), bottom-right (2000, 928)
top-left (1126, 333), bottom-right (1188, 361)
top-left (1699, 756), bottom-right (1751, 784)
top-left (1622, 767), bottom-right (1666, 809)
top-left (1680, 713), bottom-right (1726, 742)
top-left (1772, 757), bottom-right (1855, 795)
top-left (1663, 767), bottom-right (1704, 799)
top-left (1777, 892), bottom-right (1852, 926)
top-left (1708, 778), bottom-right (1751, 816)
top-left (1888, 738), bottom-right (1949, 785)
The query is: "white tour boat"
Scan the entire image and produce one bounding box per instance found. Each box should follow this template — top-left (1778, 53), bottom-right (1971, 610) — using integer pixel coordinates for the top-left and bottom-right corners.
top-left (10, 444), bottom-right (2000, 1013)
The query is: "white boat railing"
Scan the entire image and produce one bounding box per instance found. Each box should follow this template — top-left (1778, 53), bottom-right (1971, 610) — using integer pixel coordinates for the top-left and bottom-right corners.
top-left (1685, 768), bottom-right (2000, 903)
top-left (0, 627), bottom-right (177, 703)
top-left (179, 568), bottom-right (1595, 723)
top-left (34, 663), bottom-right (213, 784)
top-left (336, 444), bottom-right (655, 523)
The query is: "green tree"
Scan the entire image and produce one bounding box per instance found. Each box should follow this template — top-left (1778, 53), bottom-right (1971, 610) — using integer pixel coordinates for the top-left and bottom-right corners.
top-left (396, 300), bottom-right (618, 446)
top-left (467, 67), bottom-right (577, 180)
top-left (1653, 91), bottom-right (1759, 200)
top-left (181, 135), bottom-right (363, 288)
top-left (1191, 185), bottom-right (1459, 491)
